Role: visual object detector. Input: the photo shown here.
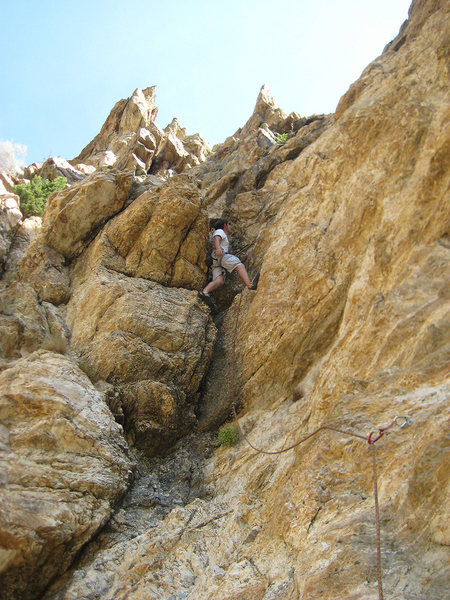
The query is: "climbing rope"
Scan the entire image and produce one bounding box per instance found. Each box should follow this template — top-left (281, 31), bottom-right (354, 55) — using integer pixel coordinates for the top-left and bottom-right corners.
top-left (234, 233), bottom-right (261, 261)
top-left (230, 292), bottom-right (411, 600)
top-left (234, 240), bottom-right (257, 258)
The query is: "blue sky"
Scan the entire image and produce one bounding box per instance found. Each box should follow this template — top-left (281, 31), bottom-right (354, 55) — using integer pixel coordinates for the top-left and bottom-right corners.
top-left (1, 0), bottom-right (412, 166)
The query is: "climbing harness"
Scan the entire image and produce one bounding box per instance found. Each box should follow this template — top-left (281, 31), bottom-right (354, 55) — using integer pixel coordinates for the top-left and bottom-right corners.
top-left (230, 293), bottom-right (412, 600)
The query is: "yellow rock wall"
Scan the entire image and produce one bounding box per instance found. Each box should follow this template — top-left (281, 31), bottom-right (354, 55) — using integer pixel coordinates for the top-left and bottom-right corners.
top-left (0, 0), bottom-right (448, 598)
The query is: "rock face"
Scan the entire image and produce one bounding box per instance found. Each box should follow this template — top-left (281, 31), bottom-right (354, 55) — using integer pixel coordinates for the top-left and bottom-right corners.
top-left (40, 169), bottom-right (134, 259)
top-left (0, 81), bottom-right (216, 600)
top-left (38, 156), bottom-right (94, 182)
top-left (73, 87), bottom-right (159, 166)
top-left (71, 87), bottom-right (211, 177)
top-left (0, 192), bottom-right (22, 274)
top-left (66, 268), bottom-right (216, 454)
top-left (0, 0), bottom-right (449, 599)
top-left (0, 351), bottom-right (135, 600)
top-left (76, 173), bottom-right (209, 289)
top-left (4, 215), bottom-right (41, 277)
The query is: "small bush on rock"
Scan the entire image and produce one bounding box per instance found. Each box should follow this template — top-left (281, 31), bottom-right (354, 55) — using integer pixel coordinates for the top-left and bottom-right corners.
top-left (218, 423), bottom-right (239, 447)
top-left (275, 132), bottom-right (289, 144)
top-left (13, 175), bottom-right (67, 218)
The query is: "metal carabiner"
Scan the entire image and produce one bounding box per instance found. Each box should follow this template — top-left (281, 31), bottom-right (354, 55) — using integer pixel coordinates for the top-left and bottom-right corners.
top-left (394, 415), bottom-right (410, 429)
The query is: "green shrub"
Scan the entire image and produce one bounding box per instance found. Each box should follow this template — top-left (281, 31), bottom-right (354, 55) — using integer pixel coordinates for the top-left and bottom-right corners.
top-left (218, 423), bottom-right (239, 447)
top-left (275, 132), bottom-right (289, 144)
top-left (13, 175), bottom-right (67, 218)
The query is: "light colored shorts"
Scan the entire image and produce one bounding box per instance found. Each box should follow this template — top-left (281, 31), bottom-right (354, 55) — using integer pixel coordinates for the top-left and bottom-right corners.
top-left (212, 253), bottom-right (243, 280)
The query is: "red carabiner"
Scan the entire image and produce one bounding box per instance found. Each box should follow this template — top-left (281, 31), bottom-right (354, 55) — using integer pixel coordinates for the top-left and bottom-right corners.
top-left (368, 419), bottom-right (396, 444)
top-left (368, 429), bottom-right (384, 444)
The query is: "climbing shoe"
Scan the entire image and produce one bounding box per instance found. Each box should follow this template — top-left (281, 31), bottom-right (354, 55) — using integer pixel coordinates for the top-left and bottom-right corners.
top-left (250, 272), bottom-right (260, 290)
top-left (198, 291), bottom-right (214, 308)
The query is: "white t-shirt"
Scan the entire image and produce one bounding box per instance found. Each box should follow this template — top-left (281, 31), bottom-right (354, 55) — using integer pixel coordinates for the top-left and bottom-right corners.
top-left (211, 228), bottom-right (229, 257)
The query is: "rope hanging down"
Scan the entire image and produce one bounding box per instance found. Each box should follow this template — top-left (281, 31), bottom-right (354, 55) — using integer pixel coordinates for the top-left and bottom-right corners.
top-left (230, 293), bottom-right (411, 600)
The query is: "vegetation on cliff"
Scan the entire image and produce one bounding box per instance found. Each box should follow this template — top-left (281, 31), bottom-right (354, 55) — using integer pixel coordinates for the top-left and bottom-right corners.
top-left (13, 175), bottom-right (67, 217)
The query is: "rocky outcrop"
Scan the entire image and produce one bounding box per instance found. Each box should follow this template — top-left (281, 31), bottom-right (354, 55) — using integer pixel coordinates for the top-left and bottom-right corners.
top-left (74, 173), bottom-right (209, 290)
top-left (73, 87), bottom-right (159, 165)
top-left (0, 351), bottom-right (135, 600)
top-left (38, 156), bottom-right (94, 182)
top-left (20, 88), bottom-right (211, 187)
top-left (0, 0), bottom-right (448, 599)
top-left (40, 169), bottom-right (133, 259)
top-left (0, 192), bottom-right (22, 274)
top-left (0, 88), bottom-right (217, 600)
top-left (194, 84), bottom-right (330, 245)
top-left (3, 215), bottom-right (41, 277)
top-left (66, 268), bottom-right (216, 454)
top-left (71, 87), bottom-right (211, 177)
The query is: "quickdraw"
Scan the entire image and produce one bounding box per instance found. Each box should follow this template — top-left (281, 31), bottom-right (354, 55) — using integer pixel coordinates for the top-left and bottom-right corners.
top-left (367, 415), bottom-right (411, 444)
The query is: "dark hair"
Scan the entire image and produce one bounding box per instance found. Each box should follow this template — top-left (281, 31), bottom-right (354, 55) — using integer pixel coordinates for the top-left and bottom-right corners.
top-left (214, 218), bottom-right (228, 230)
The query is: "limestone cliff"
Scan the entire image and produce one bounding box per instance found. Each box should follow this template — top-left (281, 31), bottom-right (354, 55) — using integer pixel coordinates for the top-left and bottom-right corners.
top-left (0, 0), bottom-right (449, 599)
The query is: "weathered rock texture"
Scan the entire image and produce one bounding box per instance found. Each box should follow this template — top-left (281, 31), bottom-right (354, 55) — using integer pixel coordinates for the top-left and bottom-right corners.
top-left (75, 173), bottom-right (209, 289)
top-left (0, 0), bottom-right (449, 598)
top-left (40, 169), bottom-right (134, 259)
top-left (66, 267), bottom-right (215, 454)
top-left (71, 87), bottom-right (211, 177)
top-left (0, 192), bottom-right (22, 274)
top-left (0, 351), bottom-right (135, 600)
top-left (3, 215), bottom-right (41, 277)
top-left (0, 76), bottom-right (216, 600)
top-left (0, 280), bottom-right (69, 363)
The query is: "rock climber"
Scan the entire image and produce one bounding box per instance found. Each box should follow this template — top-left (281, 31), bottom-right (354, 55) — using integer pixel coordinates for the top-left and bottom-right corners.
top-left (198, 218), bottom-right (259, 308)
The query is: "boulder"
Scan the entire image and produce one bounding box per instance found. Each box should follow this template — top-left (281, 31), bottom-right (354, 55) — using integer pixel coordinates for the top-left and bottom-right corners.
top-left (39, 169), bottom-right (133, 259)
top-left (66, 268), bottom-right (216, 454)
top-left (3, 215), bottom-right (41, 277)
top-left (19, 239), bottom-right (71, 304)
top-left (73, 173), bottom-right (209, 290)
top-left (0, 351), bottom-right (135, 600)
top-left (38, 156), bottom-right (87, 182)
top-left (0, 193), bottom-right (22, 272)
